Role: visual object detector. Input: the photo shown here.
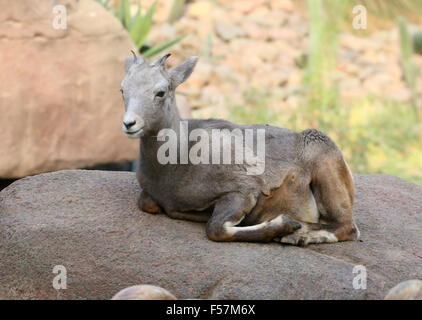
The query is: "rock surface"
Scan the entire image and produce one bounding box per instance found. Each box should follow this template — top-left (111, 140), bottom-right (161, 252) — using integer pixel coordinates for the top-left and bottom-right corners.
top-left (0, 0), bottom-right (138, 178)
top-left (0, 170), bottom-right (421, 299)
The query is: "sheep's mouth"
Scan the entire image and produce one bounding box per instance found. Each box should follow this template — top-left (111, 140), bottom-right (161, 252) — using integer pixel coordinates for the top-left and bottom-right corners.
top-left (124, 128), bottom-right (144, 138)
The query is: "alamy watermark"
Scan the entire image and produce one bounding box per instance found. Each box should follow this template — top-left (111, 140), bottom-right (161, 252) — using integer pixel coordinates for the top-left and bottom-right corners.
top-left (52, 5), bottom-right (67, 30)
top-left (352, 265), bottom-right (367, 290)
top-left (155, 121), bottom-right (266, 176)
top-left (52, 265), bottom-right (67, 290)
top-left (352, 5), bottom-right (367, 30)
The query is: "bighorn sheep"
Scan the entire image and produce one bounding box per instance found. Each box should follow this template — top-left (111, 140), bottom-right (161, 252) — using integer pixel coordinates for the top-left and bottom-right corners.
top-left (120, 53), bottom-right (360, 246)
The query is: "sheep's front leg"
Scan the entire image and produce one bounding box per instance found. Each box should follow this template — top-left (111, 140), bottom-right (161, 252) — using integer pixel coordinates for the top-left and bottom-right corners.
top-left (138, 189), bottom-right (162, 214)
top-left (206, 194), bottom-right (301, 242)
top-left (166, 211), bottom-right (211, 223)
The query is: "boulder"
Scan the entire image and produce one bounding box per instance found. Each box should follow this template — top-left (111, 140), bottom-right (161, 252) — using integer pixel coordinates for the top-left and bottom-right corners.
top-left (384, 280), bottom-right (422, 300)
top-left (0, 0), bottom-right (138, 178)
top-left (0, 170), bottom-right (421, 299)
top-left (112, 285), bottom-right (177, 300)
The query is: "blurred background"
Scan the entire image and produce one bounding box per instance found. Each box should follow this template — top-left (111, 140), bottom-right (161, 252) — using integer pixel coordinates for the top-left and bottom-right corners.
top-left (1, 0), bottom-right (422, 190)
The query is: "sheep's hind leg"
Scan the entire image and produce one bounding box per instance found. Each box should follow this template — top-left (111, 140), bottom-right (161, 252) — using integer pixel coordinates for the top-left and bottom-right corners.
top-left (206, 193), bottom-right (301, 242)
top-left (278, 136), bottom-right (359, 246)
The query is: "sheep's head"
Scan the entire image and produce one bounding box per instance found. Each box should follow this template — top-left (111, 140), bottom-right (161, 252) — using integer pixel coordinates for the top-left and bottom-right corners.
top-left (120, 52), bottom-right (198, 138)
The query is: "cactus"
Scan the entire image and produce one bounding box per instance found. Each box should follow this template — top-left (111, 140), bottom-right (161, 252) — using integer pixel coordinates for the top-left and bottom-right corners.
top-left (398, 16), bottom-right (419, 119)
top-left (97, 0), bottom-right (184, 58)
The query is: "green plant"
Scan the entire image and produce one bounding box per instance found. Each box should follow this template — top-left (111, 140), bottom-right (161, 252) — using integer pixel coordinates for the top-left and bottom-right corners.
top-left (167, 0), bottom-right (186, 24)
top-left (97, 0), bottom-right (184, 58)
top-left (399, 16), bottom-right (419, 119)
top-left (413, 30), bottom-right (422, 55)
top-left (297, 0), bottom-right (342, 130)
top-left (228, 90), bottom-right (422, 185)
top-left (97, 0), bottom-right (110, 6)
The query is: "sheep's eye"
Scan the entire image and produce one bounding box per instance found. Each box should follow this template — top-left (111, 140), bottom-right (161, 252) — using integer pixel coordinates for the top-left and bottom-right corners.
top-left (155, 91), bottom-right (165, 98)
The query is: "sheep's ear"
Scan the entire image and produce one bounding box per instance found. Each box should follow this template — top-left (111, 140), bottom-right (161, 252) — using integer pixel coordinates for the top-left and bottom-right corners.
top-left (169, 56), bottom-right (198, 88)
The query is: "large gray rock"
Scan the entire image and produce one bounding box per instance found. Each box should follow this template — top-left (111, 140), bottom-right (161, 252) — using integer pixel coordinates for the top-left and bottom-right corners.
top-left (0, 0), bottom-right (138, 178)
top-left (0, 170), bottom-right (421, 299)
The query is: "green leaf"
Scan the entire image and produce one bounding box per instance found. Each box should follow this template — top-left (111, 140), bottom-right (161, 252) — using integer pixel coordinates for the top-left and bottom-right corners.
top-left (142, 35), bottom-right (185, 58)
top-left (129, 0), bottom-right (142, 30)
top-left (123, 0), bottom-right (132, 29)
top-left (167, 0), bottom-right (185, 24)
top-left (115, 0), bottom-right (123, 22)
top-left (115, 0), bottom-right (131, 29)
top-left (130, 1), bottom-right (157, 49)
top-left (97, 0), bottom-right (110, 7)
top-left (413, 30), bottom-right (422, 55)
top-left (398, 16), bottom-right (419, 119)
top-left (399, 17), bottom-right (416, 85)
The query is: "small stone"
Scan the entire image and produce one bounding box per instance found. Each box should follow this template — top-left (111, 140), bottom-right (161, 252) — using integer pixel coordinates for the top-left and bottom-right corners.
top-left (232, 0), bottom-right (265, 14)
top-left (270, 0), bottom-right (295, 13)
top-left (188, 1), bottom-right (214, 19)
top-left (390, 89), bottom-right (412, 102)
top-left (215, 21), bottom-right (246, 41)
top-left (242, 23), bottom-right (269, 40)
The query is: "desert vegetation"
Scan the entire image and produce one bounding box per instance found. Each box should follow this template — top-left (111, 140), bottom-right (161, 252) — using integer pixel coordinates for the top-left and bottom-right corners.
top-left (100, 0), bottom-right (422, 184)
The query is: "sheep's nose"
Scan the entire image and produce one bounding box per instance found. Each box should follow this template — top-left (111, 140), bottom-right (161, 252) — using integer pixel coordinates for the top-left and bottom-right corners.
top-left (123, 120), bottom-right (136, 130)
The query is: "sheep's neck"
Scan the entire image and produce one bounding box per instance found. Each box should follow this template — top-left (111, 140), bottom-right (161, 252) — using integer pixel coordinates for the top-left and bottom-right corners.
top-left (140, 95), bottom-right (181, 165)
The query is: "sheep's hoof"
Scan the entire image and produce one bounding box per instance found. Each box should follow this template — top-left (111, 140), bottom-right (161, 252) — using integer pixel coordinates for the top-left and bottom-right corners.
top-left (138, 198), bottom-right (161, 214)
top-left (279, 230), bottom-right (338, 246)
